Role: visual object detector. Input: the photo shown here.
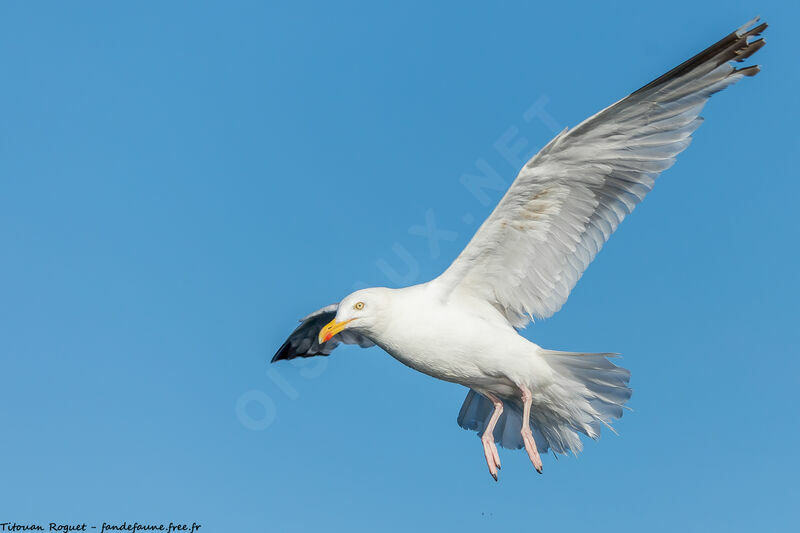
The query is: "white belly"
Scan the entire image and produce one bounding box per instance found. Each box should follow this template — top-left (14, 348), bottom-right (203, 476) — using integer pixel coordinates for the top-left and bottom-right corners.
top-left (371, 295), bottom-right (553, 395)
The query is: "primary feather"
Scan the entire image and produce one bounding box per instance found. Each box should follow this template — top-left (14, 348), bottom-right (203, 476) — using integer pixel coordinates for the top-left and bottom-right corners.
top-left (433, 18), bottom-right (766, 326)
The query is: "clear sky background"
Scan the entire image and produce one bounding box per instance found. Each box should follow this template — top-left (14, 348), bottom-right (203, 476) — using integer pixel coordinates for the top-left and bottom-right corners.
top-left (1, 1), bottom-right (798, 532)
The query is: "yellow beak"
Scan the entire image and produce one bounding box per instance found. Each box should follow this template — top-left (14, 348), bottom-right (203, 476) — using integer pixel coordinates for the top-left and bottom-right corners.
top-left (318, 318), bottom-right (353, 344)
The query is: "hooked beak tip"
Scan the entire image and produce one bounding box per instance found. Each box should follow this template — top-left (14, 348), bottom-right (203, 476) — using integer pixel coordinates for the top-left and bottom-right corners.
top-left (318, 318), bottom-right (352, 344)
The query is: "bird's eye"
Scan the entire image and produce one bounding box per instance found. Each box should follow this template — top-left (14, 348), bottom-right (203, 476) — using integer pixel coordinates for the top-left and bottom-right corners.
top-left (354, 302), bottom-right (365, 310)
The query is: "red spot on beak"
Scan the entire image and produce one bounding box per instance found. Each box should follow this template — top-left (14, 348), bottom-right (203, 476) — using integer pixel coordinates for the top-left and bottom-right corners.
top-left (319, 317), bottom-right (352, 344)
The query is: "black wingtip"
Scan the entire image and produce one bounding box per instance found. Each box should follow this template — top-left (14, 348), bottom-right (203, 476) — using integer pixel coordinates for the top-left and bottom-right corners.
top-left (271, 341), bottom-right (292, 363)
top-left (271, 341), bottom-right (331, 363)
top-left (631, 17), bottom-right (768, 96)
top-left (738, 18), bottom-right (767, 39)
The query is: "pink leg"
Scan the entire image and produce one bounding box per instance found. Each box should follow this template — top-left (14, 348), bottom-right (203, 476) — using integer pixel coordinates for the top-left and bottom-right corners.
top-left (520, 385), bottom-right (543, 474)
top-left (480, 392), bottom-right (503, 481)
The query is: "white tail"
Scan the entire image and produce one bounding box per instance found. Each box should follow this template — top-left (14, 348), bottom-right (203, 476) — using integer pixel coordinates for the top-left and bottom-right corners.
top-left (457, 351), bottom-right (631, 455)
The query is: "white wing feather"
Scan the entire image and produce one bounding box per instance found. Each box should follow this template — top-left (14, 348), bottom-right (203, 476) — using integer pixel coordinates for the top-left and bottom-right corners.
top-left (434, 18), bottom-right (766, 327)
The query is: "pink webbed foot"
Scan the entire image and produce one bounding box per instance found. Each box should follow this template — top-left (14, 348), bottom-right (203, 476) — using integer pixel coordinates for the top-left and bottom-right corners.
top-left (479, 391), bottom-right (504, 481)
top-left (522, 428), bottom-right (543, 474)
top-left (481, 434), bottom-right (501, 481)
top-left (519, 384), bottom-right (543, 474)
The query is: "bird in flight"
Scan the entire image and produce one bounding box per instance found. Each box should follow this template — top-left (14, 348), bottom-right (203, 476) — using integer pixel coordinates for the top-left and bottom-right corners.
top-left (272, 18), bottom-right (767, 480)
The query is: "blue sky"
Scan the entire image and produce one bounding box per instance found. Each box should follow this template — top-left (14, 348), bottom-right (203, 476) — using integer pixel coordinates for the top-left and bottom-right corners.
top-left (1, 1), bottom-right (798, 531)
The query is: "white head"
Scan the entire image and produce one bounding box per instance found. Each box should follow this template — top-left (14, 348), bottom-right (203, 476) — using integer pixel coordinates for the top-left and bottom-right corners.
top-left (318, 287), bottom-right (392, 343)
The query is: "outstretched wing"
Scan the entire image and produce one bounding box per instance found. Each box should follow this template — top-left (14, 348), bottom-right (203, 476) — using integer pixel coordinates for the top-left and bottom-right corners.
top-left (271, 304), bottom-right (375, 362)
top-left (434, 18), bottom-right (767, 328)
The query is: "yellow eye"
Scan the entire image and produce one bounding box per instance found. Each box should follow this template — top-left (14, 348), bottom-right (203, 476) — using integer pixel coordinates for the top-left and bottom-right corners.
top-left (354, 302), bottom-right (365, 310)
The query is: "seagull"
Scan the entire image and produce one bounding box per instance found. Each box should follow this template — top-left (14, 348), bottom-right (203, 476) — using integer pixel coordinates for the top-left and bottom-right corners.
top-left (272, 18), bottom-right (767, 480)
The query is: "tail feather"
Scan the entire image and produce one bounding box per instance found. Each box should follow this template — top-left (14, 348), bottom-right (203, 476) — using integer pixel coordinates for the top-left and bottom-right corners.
top-left (457, 350), bottom-right (631, 456)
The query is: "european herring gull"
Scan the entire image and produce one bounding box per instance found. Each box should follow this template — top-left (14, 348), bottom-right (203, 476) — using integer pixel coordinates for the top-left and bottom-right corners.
top-left (272, 18), bottom-right (767, 480)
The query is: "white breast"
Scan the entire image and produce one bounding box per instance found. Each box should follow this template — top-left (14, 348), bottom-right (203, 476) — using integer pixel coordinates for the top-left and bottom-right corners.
top-left (369, 284), bottom-right (552, 392)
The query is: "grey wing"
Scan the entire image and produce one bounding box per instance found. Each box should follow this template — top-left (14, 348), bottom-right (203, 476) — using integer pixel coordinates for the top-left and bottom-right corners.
top-left (434, 18), bottom-right (767, 327)
top-left (271, 304), bottom-right (375, 362)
